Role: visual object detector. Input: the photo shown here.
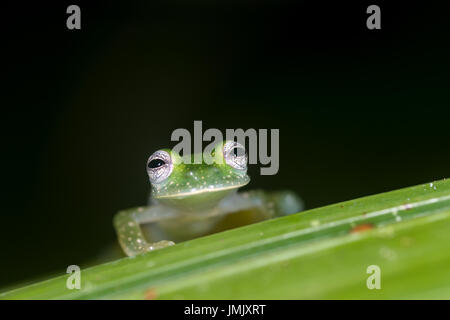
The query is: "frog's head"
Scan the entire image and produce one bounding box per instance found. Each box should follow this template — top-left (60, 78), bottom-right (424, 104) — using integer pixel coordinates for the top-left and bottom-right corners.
top-left (146, 140), bottom-right (250, 210)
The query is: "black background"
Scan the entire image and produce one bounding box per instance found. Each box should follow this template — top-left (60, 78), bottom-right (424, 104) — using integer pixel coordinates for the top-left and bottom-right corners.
top-left (1, 1), bottom-right (449, 288)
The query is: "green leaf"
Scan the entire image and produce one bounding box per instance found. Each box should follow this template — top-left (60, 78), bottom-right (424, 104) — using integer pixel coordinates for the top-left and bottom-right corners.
top-left (1, 179), bottom-right (450, 299)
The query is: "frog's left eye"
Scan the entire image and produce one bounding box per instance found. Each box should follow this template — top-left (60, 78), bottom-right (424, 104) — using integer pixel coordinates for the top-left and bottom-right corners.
top-left (146, 150), bottom-right (173, 184)
top-left (223, 141), bottom-right (247, 170)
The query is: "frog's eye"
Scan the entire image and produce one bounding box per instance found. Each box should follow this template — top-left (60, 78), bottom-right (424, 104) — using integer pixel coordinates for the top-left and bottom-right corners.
top-left (146, 150), bottom-right (173, 184)
top-left (223, 141), bottom-right (247, 170)
top-left (148, 159), bottom-right (165, 169)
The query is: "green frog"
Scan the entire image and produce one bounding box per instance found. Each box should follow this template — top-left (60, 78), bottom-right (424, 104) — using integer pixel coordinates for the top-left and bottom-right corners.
top-left (114, 140), bottom-right (303, 256)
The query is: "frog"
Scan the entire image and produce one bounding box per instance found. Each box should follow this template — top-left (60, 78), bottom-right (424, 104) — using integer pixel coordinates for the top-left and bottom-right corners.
top-left (114, 140), bottom-right (303, 256)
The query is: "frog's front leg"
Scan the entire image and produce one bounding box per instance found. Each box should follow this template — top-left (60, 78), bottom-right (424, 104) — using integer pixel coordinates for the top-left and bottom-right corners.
top-left (216, 190), bottom-right (303, 221)
top-left (113, 206), bottom-right (177, 256)
top-left (236, 190), bottom-right (304, 218)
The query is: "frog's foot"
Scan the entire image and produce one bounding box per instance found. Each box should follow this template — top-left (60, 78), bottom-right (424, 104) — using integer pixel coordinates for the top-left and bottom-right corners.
top-left (146, 240), bottom-right (175, 251)
top-left (114, 206), bottom-right (178, 257)
top-left (270, 190), bottom-right (304, 216)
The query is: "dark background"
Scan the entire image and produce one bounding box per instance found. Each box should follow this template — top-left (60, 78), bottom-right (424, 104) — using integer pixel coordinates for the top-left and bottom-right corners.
top-left (1, 1), bottom-right (449, 288)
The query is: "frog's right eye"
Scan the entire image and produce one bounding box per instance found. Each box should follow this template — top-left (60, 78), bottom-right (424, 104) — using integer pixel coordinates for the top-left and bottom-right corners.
top-left (146, 150), bottom-right (173, 184)
top-left (148, 159), bottom-right (165, 169)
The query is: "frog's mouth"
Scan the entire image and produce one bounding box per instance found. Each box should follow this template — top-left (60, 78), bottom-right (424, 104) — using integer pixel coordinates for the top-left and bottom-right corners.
top-left (155, 183), bottom-right (249, 211)
top-left (155, 179), bottom-right (249, 200)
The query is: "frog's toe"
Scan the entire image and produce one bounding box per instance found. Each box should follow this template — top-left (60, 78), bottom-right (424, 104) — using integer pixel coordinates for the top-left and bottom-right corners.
top-left (146, 240), bottom-right (175, 251)
top-left (162, 240), bottom-right (176, 247)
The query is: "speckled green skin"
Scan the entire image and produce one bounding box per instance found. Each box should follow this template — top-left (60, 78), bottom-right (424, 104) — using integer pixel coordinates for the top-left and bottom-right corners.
top-left (114, 141), bottom-right (303, 257)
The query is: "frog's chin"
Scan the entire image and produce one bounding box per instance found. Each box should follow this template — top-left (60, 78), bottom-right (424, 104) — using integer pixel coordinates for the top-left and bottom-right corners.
top-left (157, 183), bottom-right (246, 198)
top-left (154, 183), bottom-right (248, 211)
